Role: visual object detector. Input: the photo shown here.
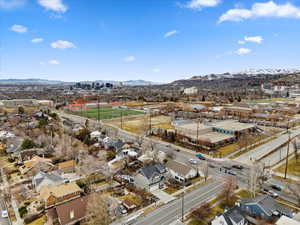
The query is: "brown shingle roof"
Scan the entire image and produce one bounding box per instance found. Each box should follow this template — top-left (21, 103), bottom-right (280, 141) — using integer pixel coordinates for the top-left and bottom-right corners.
top-left (39, 182), bottom-right (82, 201)
top-left (58, 160), bottom-right (75, 169)
top-left (55, 196), bottom-right (88, 225)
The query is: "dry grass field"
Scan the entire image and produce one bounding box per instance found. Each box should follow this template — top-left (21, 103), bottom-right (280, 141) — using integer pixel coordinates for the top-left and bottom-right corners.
top-left (109, 115), bottom-right (174, 134)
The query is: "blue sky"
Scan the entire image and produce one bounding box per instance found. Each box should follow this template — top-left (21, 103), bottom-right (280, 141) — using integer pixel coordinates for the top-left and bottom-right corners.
top-left (1, 0), bottom-right (300, 82)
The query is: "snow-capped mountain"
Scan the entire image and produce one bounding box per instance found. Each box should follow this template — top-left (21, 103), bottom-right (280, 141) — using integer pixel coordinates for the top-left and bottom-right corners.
top-left (186, 68), bottom-right (300, 81)
top-left (232, 68), bottom-right (300, 76)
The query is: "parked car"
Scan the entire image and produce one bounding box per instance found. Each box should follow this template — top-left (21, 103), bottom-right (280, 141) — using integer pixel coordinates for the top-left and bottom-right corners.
top-left (223, 166), bottom-right (232, 170)
top-left (195, 154), bottom-right (206, 160)
top-left (227, 170), bottom-right (237, 176)
top-left (271, 184), bottom-right (282, 191)
top-left (263, 188), bottom-right (278, 198)
top-left (188, 159), bottom-right (198, 165)
top-left (232, 165), bottom-right (244, 170)
top-left (175, 149), bottom-right (180, 152)
top-left (1, 210), bottom-right (8, 218)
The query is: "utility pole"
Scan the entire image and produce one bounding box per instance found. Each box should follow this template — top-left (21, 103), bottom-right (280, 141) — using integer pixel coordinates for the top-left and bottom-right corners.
top-left (181, 191), bottom-right (185, 222)
top-left (284, 121), bottom-right (291, 179)
top-left (120, 111), bottom-right (123, 129)
top-left (97, 95), bottom-right (100, 123)
top-left (149, 110), bottom-right (152, 134)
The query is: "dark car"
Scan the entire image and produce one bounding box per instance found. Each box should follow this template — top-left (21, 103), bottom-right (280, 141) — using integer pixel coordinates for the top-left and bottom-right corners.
top-left (271, 184), bottom-right (282, 191)
top-left (227, 170), bottom-right (237, 176)
top-left (223, 166), bottom-right (232, 170)
top-left (232, 165), bottom-right (244, 170)
top-left (175, 149), bottom-right (180, 152)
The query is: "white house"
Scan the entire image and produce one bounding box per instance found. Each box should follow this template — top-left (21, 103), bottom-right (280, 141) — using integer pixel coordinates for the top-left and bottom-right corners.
top-left (211, 206), bottom-right (247, 225)
top-left (165, 160), bottom-right (198, 183)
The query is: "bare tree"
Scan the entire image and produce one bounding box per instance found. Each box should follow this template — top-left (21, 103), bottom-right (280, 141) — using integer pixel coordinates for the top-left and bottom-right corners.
top-left (293, 140), bottom-right (299, 164)
top-left (84, 193), bottom-right (111, 225)
top-left (219, 176), bottom-right (237, 208)
top-left (288, 182), bottom-right (300, 207)
top-left (249, 162), bottom-right (268, 197)
top-left (200, 161), bottom-right (209, 182)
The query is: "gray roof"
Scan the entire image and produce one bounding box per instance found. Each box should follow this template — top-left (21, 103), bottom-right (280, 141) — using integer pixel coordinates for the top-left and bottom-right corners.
top-left (141, 163), bottom-right (166, 180)
top-left (223, 206), bottom-right (245, 225)
top-left (241, 195), bottom-right (293, 217)
top-left (34, 171), bottom-right (64, 187)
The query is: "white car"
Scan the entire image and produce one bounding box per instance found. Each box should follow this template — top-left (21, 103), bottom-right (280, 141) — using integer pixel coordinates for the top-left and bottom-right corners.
top-left (189, 159), bottom-right (198, 165)
top-left (1, 210), bottom-right (8, 218)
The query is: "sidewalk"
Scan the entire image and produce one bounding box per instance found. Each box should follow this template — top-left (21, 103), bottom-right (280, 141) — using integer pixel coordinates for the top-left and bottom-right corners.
top-left (272, 171), bottom-right (300, 182)
top-left (11, 200), bottom-right (23, 225)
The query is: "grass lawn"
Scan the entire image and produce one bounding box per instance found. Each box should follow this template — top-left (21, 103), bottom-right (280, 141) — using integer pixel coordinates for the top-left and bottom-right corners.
top-left (275, 157), bottom-right (300, 177)
top-left (119, 194), bottom-right (143, 206)
top-left (74, 106), bottom-right (144, 120)
top-left (245, 98), bottom-right (291, 104)
top-left (163, 186), bottom-right (182, 195)
top-left (236, 189), bottom-right (252, 199)
top-left (215, 143), bottom-right (239, 157)
top-left (28, 215), bottom-right (46, 225)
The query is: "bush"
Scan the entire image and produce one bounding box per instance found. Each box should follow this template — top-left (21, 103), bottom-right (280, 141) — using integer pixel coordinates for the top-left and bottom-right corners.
top-left (18, 206), bottom-right (28, 218)
top-left (7, 157), bottom-right (15, 163)
top-left (21, 139), bottom-right (36, 150)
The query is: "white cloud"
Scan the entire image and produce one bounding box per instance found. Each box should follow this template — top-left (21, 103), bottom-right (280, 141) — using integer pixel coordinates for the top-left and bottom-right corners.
top-left (37, 0), bottom-right (67, 13)
top-left (51, 40), bottom-right (75, 49)
top-left (0, 0), bottom-right (26, 9)
top-left (185, 0), bottom-right (221, 10)
top-left (235, 48), bottom-right (251, 55)
top-left (238, 40), bottom-right (245, 45)
top-left (31, 38), bottom-right (44, 43)
top-left (164, 30), bottom-right (178, 38)
top-left (244, 36), bottom-right (263, 43)
top-left (153, 68), bottom-right (160, 73)
top-left (48, 59), bottom-right (60, 65)
top-left (10, 24), bottom-right (27, 33)
top-left (219, 1), bottom-right (300, 23)
top-left (123, 56), bottom-right (136, 62)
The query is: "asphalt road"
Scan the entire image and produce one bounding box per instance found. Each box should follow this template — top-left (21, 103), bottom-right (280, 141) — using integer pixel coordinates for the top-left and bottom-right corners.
top-left (236, 128), bottom-right (300, 165)
top-left (131, 180), bottom-right (223, 225)
top-left (0, 199), bottom-right (10, 225)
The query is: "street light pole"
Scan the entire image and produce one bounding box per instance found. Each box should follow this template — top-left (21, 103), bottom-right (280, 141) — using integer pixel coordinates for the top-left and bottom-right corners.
top-left (181, 191), bottom-right (185, 222)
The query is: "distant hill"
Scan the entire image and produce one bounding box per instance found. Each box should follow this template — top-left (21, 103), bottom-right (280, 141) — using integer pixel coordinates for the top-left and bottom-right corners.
top-left (0, 78), bottom-right (159, 86)
top-left (170, 68), bottom-right (300, 89)
top-left (0, 78), bottom-right (66, 85)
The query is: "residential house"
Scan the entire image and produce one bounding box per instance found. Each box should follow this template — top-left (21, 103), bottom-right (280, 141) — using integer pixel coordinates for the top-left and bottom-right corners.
top-left (276, 215), bottom-right (300, 225)
top-left (47, 196), bottom-right (88, 225)
top-left (57, 160), bottom-right (76, 174)
top-left (39, 182), bottom-right (82, 208)
top-left (122, 199), bottom-right (137, 211)
top-left (33, 171), bottom-right (65, 192)
top-left (165, 160), bottom-right (198, 184)
top-left (212, 206), bottom-right (247, 225)
top-left (240, 195), bottom-right (293, 220)
top-left (20, 155), bottom-right (54, 176)
top-left (16, 148), bottom-right (46, 163)
top-left (134, 163), bottom-right (167, 191)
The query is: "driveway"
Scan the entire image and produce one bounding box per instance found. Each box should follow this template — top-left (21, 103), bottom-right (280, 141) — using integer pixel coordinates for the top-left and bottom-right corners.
top-left (151, 189), bottom-right (175, 204)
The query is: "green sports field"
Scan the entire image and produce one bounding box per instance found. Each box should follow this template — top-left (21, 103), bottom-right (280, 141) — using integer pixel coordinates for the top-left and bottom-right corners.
top-left (74, 106), bottom-right (144, 120)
